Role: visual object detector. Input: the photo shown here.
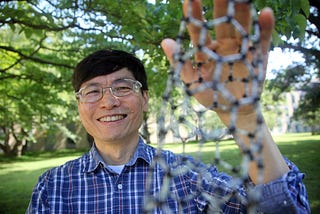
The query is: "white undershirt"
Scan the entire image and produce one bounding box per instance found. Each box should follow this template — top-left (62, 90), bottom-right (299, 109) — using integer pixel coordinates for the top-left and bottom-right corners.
top-left (108, 164), bottom-right (125, 174)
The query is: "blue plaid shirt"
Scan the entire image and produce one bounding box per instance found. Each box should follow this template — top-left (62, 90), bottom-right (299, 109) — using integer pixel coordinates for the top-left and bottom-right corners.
top-left (27, 137), bottom-right (310, 213)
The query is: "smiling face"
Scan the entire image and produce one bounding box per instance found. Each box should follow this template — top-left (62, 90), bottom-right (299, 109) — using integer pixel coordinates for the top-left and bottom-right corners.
top-left (77, 68), bottom-right (148, 147)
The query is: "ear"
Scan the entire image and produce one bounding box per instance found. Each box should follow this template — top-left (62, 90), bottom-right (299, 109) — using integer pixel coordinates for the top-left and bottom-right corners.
top-left (142, 90), bottom-right (149, 112)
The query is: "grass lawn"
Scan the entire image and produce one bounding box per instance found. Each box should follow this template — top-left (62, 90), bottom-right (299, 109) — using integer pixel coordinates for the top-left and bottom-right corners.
top-left (0, 133), bottom-right (319, 213)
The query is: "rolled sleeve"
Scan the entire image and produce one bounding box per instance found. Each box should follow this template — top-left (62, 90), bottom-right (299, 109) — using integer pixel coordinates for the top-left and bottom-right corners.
top-left (257, 158), bottom-right (310, 214)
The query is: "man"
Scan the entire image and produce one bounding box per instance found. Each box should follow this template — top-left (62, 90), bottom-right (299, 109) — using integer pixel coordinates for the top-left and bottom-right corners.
top-left (27, 0), bottom-right (310, 213)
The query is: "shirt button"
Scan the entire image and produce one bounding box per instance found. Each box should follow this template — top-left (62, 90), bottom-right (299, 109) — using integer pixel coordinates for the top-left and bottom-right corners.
top-left (283, 200), bottom-right (287, 205)
top-left (117, 184), bottom-right (123, 190)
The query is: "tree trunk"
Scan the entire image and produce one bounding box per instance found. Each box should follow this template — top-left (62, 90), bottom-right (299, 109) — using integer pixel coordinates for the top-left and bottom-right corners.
top-left (311, 125), bottom-right (320, 135)
top-left (0, 126), bottom-right (26, 157)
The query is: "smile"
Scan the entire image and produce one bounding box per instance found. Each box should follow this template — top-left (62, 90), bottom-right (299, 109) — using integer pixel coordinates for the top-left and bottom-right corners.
top-left (98, 114), bottom-right (126, 122)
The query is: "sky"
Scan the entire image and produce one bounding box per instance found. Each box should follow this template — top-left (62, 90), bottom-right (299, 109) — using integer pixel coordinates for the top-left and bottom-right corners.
top-left (267, 48), bottom-right (305, 79)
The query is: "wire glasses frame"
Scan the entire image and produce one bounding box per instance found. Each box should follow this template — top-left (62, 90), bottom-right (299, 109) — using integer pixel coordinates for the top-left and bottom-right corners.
top-left (75, 78), bottom-right (143, 103)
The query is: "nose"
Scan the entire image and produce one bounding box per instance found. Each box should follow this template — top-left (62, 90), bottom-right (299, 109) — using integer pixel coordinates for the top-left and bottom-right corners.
top-left (99, 88), bottom-right (120, 108)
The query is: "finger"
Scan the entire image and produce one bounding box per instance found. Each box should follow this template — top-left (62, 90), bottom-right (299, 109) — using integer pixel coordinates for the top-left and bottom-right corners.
top-left (234, 3), bottom-right (251, 38)
top-left (183, 0), bottom-right (213, 62)
top-left (214, 0), bottom-right (250, 40)
top-left (257, 7), bottom-right (274, 72)
top-left (161, 38), bottom-right (194, 68)
top-left (214, 0), bottom-right (233, 39)
top-left (161, 38), bottom-right (177, 66)
top-left (259, 8), bottom-right (274, 56)
top-left (161, 38), bottom-right (193, 69)
top-left (161, 38), bottom-right (198, 84)
top-left (183, 0), bottom-right (211, 47)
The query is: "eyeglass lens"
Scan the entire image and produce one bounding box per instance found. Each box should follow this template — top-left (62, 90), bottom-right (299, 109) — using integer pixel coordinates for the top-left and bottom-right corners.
top-left (77, 79), bottom-right (141, 102)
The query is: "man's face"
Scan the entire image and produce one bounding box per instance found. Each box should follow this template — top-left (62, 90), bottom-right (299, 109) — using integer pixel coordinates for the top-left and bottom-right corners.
top-left (77, 68), bottom-right (148, 145)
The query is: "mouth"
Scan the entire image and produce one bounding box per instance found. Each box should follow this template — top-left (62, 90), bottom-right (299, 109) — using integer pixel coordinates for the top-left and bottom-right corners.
top-left (98, 114), bottom-right (127, 122)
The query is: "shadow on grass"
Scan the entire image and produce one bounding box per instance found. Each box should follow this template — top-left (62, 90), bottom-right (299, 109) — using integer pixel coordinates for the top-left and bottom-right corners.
top-left (0, 167), bottom-right (53, 214)
top-left (0, 149), bottom-right (88, 213)
top-left (0, 148), bottom-right (89, 164)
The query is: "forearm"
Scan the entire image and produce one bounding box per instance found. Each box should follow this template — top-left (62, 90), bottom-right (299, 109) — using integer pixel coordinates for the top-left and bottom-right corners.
top-left (247, 122), bottom-right (289, 184)
top-left (218, 112), bottom-right (289, 184)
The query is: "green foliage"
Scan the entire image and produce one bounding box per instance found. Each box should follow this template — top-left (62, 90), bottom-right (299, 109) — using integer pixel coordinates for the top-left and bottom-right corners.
top-left (255, 0), bottom-right (310, 43)
top-left (0, 0), bottom-right (317, 156)
top-left (293, 83), bottom-right (320, 134)
top-left (261, 80), bottom-right (285, 130)
top-left (267, 65), bottom-right (308, 95)
top-left (260, 1), bottom-right (319, 134)
top-left (0, 0), bottom-right (184, 155)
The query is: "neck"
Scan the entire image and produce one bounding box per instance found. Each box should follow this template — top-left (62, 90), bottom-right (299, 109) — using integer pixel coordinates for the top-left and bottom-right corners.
top-left (94, 136), bottom-right (139, 165)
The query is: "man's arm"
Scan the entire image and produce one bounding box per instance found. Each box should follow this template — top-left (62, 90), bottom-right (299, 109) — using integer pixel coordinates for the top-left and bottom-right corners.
top-left (161, 0), bottom-right (288, 184)
top-left (26, 172), bottom-right (50, 213)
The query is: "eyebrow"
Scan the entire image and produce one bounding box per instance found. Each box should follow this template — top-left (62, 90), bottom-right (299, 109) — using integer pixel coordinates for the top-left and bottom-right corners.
top-left (81, 77), bottom-right (135, 88)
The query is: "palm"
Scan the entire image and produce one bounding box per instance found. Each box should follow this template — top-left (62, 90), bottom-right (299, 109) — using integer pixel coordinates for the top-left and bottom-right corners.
top-left (162, 0), bottom-right (274, 122)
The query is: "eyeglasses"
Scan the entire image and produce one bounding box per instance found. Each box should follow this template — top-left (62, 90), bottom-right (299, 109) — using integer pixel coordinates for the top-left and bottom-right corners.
top-left (76, 78), bottom-right (142, 103)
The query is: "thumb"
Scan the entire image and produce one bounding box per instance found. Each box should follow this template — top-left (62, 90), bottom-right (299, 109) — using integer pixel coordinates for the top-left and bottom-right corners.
top-left (259, 7), bottom-right (274, 56)
top-left (161, 38), bottom-right (178, 66)
top-left (161, 38), bottom-right (195, 84)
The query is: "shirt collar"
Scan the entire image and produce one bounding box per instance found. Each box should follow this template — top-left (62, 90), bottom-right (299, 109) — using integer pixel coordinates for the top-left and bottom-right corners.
top-left (84, 136), bottom-right (154, 173)
top-left (127, 137), bottom-right (153, 166)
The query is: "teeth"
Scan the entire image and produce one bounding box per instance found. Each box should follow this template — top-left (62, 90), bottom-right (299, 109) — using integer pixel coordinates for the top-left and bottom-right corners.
top-left (99, 115), bottom-right (124, 122)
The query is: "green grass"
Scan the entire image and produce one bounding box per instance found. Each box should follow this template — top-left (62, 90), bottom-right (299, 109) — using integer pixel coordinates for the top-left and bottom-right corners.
top-left (0, 133), bottom-right (319, 213)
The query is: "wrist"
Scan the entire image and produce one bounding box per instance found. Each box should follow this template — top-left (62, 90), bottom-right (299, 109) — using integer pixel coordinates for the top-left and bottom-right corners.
top-left (218, 111), bottom-right (265, 134)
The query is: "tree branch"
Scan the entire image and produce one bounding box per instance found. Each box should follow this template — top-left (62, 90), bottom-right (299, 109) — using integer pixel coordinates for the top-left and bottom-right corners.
top-left (308, 13), bottom-right (320, 37)
top-left (278, 43), bottom-right (320, 60)
top-left (2, 18), bottom-right (76, 32)
top-left (310, 0), bottom-right (320, 9)
top-left (0, 45), bottom-right (74, 69)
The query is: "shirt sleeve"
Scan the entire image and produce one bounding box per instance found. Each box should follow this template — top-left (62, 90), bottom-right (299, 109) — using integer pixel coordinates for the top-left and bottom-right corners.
top-left (256, 157), bottom-right (310, 214)
top-left (25, 171), bottom-right (50, 214)
top-left (190, 157), bottom-right (310, 213)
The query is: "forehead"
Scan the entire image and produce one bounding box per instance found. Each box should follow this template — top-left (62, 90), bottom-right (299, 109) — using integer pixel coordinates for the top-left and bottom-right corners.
top-left (80, 68), bottom-right (134, 87)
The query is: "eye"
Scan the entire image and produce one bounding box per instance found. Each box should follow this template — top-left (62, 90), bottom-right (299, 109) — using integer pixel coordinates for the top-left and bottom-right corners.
top-left (83, 86), bottom-right (101, 96)
top-left (114, 86), bottom-right (131, 93)
top-left (113, 80), bottom-right (132, 90)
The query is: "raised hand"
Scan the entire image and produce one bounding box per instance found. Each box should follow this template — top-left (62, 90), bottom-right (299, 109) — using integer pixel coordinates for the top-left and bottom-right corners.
top-left (161, 0), bottom-right (274, 126)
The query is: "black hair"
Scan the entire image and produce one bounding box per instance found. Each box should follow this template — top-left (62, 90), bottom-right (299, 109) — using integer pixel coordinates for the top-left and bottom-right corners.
top-left (72, 49), bottom-right (148, 92)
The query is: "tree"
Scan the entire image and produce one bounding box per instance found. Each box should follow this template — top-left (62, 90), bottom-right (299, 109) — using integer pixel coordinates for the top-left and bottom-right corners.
top-left (0, 0), bottom-right (181, 156)
top-left (0, 26), bottom-right (78, 156)
top-left (260, 80), bottom-right (286, 132)
top-left (293, 82), bottom-right (320, 135)
top-left (265, 0), bottom-right (320, 134)
top-left (0, 0), bottom-right (316, 156)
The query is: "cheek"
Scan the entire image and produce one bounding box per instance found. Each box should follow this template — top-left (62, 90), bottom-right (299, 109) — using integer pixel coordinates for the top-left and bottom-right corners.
top-left (129, 99), bottom-right (146, 123)
top-left (78, 105), bottom-right (94, 123)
